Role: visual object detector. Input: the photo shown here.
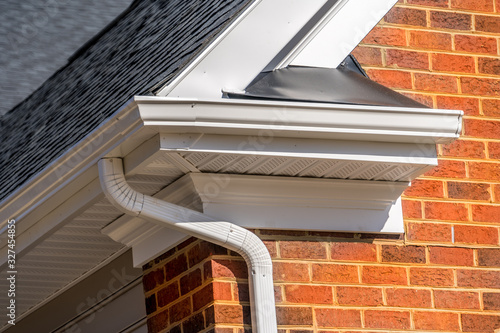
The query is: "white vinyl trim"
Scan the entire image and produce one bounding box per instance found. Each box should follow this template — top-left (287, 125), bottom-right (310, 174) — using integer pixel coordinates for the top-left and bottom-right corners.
top-left (289, 0), bottom-right (399, 68)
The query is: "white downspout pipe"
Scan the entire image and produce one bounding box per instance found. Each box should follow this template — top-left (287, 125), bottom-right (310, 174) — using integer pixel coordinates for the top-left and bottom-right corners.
top-left (98, 158), bottom-right (277, 333)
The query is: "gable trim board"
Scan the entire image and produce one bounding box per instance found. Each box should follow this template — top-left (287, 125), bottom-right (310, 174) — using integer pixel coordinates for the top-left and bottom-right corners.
top-left (158, 0), bottom-right (399, 98)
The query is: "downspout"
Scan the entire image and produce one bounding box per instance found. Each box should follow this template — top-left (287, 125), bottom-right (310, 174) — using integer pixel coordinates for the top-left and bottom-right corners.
top-left (98, 158), bottom-right (277, 333)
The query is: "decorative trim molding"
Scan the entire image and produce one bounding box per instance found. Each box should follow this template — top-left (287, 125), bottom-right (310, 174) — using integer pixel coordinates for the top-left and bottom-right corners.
top-left (103, 173), bottom-right (408, 268)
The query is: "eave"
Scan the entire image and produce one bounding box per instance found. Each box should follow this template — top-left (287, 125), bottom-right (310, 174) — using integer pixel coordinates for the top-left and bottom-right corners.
top-left (0, 96), bottom-right (462, 325)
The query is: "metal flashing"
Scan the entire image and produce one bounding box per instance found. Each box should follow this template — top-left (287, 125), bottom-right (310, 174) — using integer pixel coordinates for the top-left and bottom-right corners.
top-left (228, 66), bottom-right (426, 108)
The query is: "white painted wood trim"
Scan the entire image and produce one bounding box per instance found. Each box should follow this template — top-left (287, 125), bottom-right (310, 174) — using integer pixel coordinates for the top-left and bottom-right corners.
top-left (158, 0), bottom-right (330, 98)
top-left (289, 0), bottom-right (399, 68)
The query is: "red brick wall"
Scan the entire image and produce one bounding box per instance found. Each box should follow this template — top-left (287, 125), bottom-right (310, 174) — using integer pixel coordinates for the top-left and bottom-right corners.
top-left (143, 238), bottom-right (252, 333)
top-left (143, 1), bottom-right (500, 332)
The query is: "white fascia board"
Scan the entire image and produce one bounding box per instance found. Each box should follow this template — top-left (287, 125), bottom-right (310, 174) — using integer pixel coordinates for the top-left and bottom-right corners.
top-left (288, 0), bottom-right (398, 68)
top-left (159, 133), bottom-right (438, 166)
top-left (136, 96), bottom-right (462, 144)
top-left (158, 0), bottom-right (332, 98)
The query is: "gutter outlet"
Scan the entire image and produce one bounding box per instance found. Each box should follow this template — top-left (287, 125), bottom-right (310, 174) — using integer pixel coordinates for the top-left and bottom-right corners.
top-left (98, 158), bottom-right (277, 332)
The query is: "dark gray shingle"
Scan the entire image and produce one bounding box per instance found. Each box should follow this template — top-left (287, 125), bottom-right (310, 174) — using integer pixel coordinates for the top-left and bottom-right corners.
top-left (0, 0), bottom-right (251, 201)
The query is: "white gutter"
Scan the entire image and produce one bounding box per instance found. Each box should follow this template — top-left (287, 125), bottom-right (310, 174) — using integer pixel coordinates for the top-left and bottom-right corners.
top-left (98, 158), bottom-right (277, 333)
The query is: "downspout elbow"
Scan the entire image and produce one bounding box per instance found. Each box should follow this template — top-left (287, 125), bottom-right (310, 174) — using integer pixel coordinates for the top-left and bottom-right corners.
top-left (98, 158), bottom-right (277, 332)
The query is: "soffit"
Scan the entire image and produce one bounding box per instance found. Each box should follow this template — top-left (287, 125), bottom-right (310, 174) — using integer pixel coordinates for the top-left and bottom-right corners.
top-left (0, 173), bottom-right (178, 327)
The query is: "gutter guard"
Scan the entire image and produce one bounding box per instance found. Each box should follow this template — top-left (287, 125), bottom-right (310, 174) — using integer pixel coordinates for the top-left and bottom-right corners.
top-left (98, 158), bottom-right (277, 333)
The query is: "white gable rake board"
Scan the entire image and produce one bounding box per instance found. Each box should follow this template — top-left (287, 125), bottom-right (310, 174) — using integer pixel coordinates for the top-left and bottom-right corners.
top-left (160, 0), bottom-right (398, 98)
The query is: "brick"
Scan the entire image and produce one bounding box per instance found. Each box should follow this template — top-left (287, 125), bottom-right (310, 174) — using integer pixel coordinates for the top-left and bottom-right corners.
top-left (193, 282), bottom-right (232, 311)
top-left (414, 311), bottom-right (460, 331)
top-left (187, 242), bottom-right (227, 268)
top-left (483, 99), bottom-right (500, 117)
top-left (454, 225), bottom-right (499, 245)
top-left (382, 245), bottom-right (426, 264)
top-left (410, 30), bottom-right (452, 50)
top-left (143, 268), bottom-right (165, 292)
top-left (441, 139), bottom-right (484, 158)
top-left (432, 53), bottom-right (475, 73)
top-left (273, 262), bottom-right (309, 282)
top-left (429, 246), bottom-right (474, 266)
top-left (169, 297), bottom-right (191, 324)
top-left (263, 240), bottom-right (278, 258)
top-left (330, 242), bottom-right (377, 262)
top-left (407, 0), bottom-right (449, 6)
top-left (367, 69), bottom-right (412, 89)
top-left (213, 304), bottom-right (250, 325)
top-left (470, 162), bottom-right (500, 181)
top-left (276, 307), bottom-right (313, 326)
top-left (205, 259), bottom-right (248, 280)
top-left (484, 293), bottom-right (500, 310)
top-left (180, 269), bottom-right (202, 295)
top-left (362, 27), bottom-right (406, 46)
top-left (285, 285), bottom-right (333, 304)
top-left (364, 310), bottom-right (411, 330)
top-left (351, 46), bottom-right (382, 66)
top-left (431, 11), bottom-right (472, 30)
top-left (234, 283), bottom-right (249, 302)
top-left (385, 7), bottom-right (427, 27)
top-left (386, 49), bottom-right (429, 70)
top-left (157, 281), bottom-right (180, 308)
top-left (404, 179), bottom-right (443, 198)
top-left (462, 77), bottom-right (500, 97)
top-left (386, 288), bottom-right (432, 308)
top-left (407, 222), bottom-right (452, 242)
top-left (437, 96), bottom-right (480, 116)
top-left (434, 290), bottom-right (480, 309)
top-left (164, 254), bottom-right (188, 281)
top-left (476, 15), bottom-right (500, 33)
top-left (402, 199), bottom-right (422, 219)
top-left (479, 57), bottom-right (500, 75)
top-left (145, 294), bottom-right (157, 315)
top-left (147, 309), bottom-right (169, 333)
top-left (457, 269), bottom-right (500, 288)
top-left (280, 241), bottom-right (327, 259)
top-left (362, 266), bottom-right (407, 285)
top-left (478, 248), bottom-right (500, 267)
top-left (495, 184), bottom-right (500, 202)
top-left (182, 312), bottom-right (204, 333)
top-left (312, 264), bottom-right (358, 283)
top-left (315, 309), bottom-right (361, 328)
top-left (472, 205), bottom-right (500, 223)
top-left (424, 201), bottom-right (468, 221)
top-left (464, 119), bottom-right (500, 139)
top-left (462, 314), bottom-right (500, 332)
top-left (448, 182), bottom-right (490, 201)
top-left (176, 237), bottom-right (197, 251)
top-left (455, 34), bottom-right (498, 54)
top-left (414, 73), bottom-right (458, 93)
top-left (169, 324), bottom-right (181, 333)
top-left (336, 286), bottom-right (383, 306)
top-left (410, 267), bottom-right (454, 286)
top-left (400, 92), bottom-right (434, 107)
top-left (451, 0), bottom-right (494, 11)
